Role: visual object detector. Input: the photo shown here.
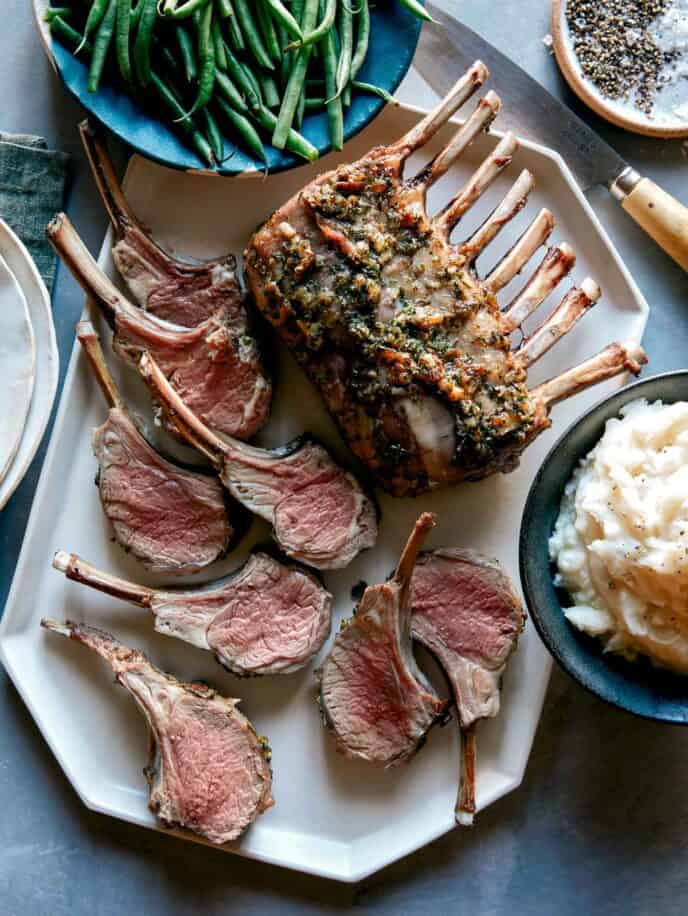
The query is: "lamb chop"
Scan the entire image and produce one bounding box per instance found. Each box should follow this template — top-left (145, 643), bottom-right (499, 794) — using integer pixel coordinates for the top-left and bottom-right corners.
top-left (77, 320), bottom-right (243, 575)
top-left (137, 350), bottom-right (378, 570)
top-left (53, 548), bottom-right (332, 676)
top-left (79, 120), bottom-right (236, 328)
top-left (47, 213), bottom-right (271, 442)
top-left (41, 619), bottom-right (273, 843)
top-left (318, 513), bottom-right (448, 765)
top-left (245, 61), bottom-right (647, 496)
top-left (410, 549), bottom-right (525, 825)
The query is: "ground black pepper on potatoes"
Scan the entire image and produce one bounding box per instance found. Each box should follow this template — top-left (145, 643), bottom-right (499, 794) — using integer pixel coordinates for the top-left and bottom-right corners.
top-left (566, 0), bottom-right (676, 114)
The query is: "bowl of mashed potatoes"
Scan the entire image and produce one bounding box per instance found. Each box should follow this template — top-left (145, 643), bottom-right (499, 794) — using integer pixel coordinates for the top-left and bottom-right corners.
top-left (520, 371), bottom-right (688, 722)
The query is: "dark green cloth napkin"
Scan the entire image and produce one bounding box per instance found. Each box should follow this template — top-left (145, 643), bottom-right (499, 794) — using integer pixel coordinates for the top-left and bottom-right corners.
top-left (0, 132), bottom-right (69, 293)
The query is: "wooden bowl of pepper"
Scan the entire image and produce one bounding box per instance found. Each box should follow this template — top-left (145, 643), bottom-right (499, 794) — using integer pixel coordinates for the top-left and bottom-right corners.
top-left (552, 0), bottom-right (688, 139)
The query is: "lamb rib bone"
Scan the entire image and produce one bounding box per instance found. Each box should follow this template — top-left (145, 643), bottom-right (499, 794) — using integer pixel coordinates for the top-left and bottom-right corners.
top-left (80, 119), bottom-right (241, 329)
top-left (77, 321), bottom-right (243, 575)
top-left (53, 549), bottom-right (332, 676)
top-left (137, 351), bottom-right (378, 570)
top-left (47, 213), bottom-right (271, 442)
top-left (245, 60), bottom-right (647, 496)
top-left (459, 169), bottom-right (535, 262)
top-left (317, 513), bottom-right (448, 765)
top-left (410, 548), bottom-right (526, 825)
top-left (41, 618), bottom-right (273, 843)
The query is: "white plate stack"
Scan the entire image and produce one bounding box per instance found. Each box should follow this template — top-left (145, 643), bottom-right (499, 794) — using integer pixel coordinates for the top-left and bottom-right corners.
top-left (0, 219), bottom-right (59, 510)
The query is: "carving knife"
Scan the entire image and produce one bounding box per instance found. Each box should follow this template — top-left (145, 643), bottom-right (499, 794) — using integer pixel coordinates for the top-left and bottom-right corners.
top-left (416, 4), bottom-right (688, 271)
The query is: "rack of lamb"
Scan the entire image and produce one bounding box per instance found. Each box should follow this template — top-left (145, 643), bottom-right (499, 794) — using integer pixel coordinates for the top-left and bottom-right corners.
top-left (245, 61), bottom-right (646, 496)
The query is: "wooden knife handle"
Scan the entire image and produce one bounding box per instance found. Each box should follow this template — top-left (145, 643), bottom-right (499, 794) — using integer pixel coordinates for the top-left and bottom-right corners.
top-left (613, 171), bottom-right (688, 272)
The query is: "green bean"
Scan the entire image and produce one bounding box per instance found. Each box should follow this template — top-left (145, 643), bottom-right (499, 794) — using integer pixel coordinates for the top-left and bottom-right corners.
top-left (295, 87), bottom-right (305, 127)
top-left (214, 95), bottom-right (267, 163)
top-left (154, 33), bottom-right (180, 73)
top-left (276, 21), bottom-right (290, 86)
top-left (351, 79), bottom-right (396, 103)
top-left (254, 106), bottom-right (317, 160)
top-left (223, 5), bottom-right (244, 51)
top-left (258, 73), bottom-right (280, 108)
top-left (256, 0), bottom-right (280, 63)
top-left (215, 68), bottom-right (248, 113)
top-left (77, 0), bottom-right (109, 53)
top-left (271, 0), bottom-right (317, 148)
top-left (224, 44), bottom-right (261, 108)
top-left (133, 0), bottom-right (157, 85)
top-left (261, 0), bottom-right (302, 42)
top-left (303, 95), bottom-right (323, 110)
top-left (397, 0), bottom-right (436, 23)
top-left (216, 0), bottom-right (233, 16)
top-left (164, 0), bottom-right (210, 20)
top-left (115, 0), bottom-right (133, 83)
top-left (335, 0), bottom-right (353, 99)
top-left (175, 24), bottom-right (197, 81)
top-left (321, 11), bottom-right (342, 149)
top-left (349, 0), bottom-right (369, 80)
top-left (211, 15), bottom-right (227, 68)
top-left (150, 70), bottom-right (215, 163)
top-left (87, 0), bottom-right (117, 92)
top-left (239, 58), bottom-right (264, 104)
top-left (182, 0), bottom-right (215, 115)
top-left (285, 0), bottom-right (333, 51)
top-left (233, 0), bottom-right (273, 69)
top-left (49, 14), bottom-right (93, 53)
top-left (200, 107), bottom-right (224, 161)
top-left (131, 0), bottom-right (145, 26)
top-left (342, 84), bottom-right (351, 106)
top-left (44, 6), bottom-right (73, 21)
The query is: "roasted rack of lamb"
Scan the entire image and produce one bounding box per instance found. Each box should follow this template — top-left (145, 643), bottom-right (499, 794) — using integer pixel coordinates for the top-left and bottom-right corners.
top-left (80, 120), bottom-right (237, 328)
top-left (53, 549), bottom-right (332, 676)
top-left (77, 321), bottom-right (243, 574)
top-left (138, 351), bottom-right (378, 570)
top-left (48, 213), bottom-right (271, 442)
top-left (318, 513), bottom-right (448, 765)
top-left (246, 61), bottom-right (647, 496)
top-left (410, 548), bottom-right (525, 825)
top-left (41, 619), bottom-right (273, 843)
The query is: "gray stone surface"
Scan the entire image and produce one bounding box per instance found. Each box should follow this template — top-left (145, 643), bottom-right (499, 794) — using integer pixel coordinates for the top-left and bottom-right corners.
top-left (1, 1), bottom-right (688, 913)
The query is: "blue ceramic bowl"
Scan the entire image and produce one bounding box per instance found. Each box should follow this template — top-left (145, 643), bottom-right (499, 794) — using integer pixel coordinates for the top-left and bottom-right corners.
top-left (40, 2), bottom-right (422, 175)
top-left (520, 371), bottom-right (688, 723)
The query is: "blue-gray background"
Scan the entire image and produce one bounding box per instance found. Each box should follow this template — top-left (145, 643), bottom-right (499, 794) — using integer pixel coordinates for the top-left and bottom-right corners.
top-left (2, 2), bottom-right (688, 913)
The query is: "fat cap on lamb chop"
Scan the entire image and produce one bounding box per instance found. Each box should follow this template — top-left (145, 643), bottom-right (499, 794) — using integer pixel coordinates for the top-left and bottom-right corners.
top-left (137, 350), bottom-right (378, 570)
top-left (41, 619), bottom-right (273, 843)
top-left (47, 213), bottom-right (272, 442)
top-left (410, 549), bottom-right (525, 825)
top-left (245, 61), bottom-right (647, 496)
top-left (77, 321), bottom-right (244, 575)
top-left (79, 120), bottom-right (239, 329)
top-left (53, 549), bottom-right (333, 676)
top-left (318, 513), bottom-right (448, 765)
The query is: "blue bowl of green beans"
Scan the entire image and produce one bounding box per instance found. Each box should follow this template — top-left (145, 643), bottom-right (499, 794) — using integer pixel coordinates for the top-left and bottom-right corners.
top-left (36, 0), bottom-right (424, 175)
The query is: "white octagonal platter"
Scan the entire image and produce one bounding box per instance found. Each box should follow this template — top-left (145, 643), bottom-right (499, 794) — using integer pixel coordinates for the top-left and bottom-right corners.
top-left (0, 100), bottom-right (648, 882)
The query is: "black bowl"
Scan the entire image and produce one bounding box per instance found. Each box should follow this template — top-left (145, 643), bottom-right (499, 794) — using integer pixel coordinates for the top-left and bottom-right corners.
top-left (520, 371), bottom-right (688, 723)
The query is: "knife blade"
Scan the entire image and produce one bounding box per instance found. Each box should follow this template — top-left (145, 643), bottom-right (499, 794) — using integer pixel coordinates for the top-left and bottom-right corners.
top-left (415, 4), bottom-right (688, 271)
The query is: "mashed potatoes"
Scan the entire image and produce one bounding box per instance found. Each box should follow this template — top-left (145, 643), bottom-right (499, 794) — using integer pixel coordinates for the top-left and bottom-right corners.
top-left (549, 398), bottom-right (688, 673)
